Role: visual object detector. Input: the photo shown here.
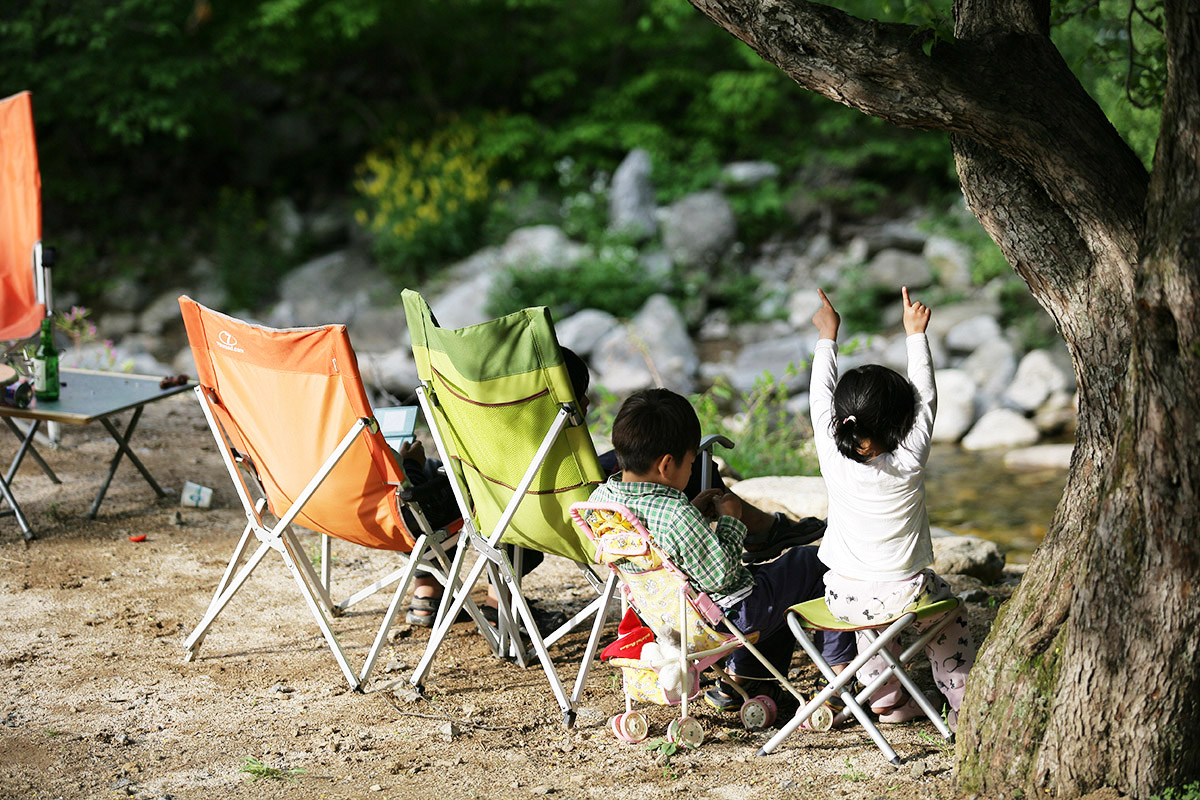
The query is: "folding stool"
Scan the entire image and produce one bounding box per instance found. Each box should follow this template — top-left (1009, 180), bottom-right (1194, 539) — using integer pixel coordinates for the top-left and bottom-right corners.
top-left (758, 596), bottom-right (959, 763)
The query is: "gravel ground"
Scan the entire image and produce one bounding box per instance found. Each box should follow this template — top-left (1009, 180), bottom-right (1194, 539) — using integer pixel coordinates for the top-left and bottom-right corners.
top-left (0, 392), bottom-right (1033, 800)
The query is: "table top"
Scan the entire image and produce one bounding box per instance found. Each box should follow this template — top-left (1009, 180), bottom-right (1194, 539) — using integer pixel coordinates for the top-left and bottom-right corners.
top-left (0, 368), bottom-right (193, 425)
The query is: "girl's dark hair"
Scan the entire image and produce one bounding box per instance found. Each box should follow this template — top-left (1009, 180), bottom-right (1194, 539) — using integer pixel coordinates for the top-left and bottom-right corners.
top-left (611, 389), bottom-right (701, 474)
top-left (831, 364), bottom-right (918, 463)
top-left (561, 347), bottom-right (590, 400)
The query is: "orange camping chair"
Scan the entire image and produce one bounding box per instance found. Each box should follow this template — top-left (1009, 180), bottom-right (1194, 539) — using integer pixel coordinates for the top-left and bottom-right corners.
top-left (1, 91), bottom-right (51, 343)
top-left (178, 296), bottom-right (483, 690)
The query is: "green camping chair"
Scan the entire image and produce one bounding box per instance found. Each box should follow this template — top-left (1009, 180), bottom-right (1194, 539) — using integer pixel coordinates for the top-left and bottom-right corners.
top-left (402, 290), bottom-right (613, 726)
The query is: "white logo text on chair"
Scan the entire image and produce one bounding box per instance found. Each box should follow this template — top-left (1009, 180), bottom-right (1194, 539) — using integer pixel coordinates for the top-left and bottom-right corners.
top-left (217, 331), bottom-right (244, 353)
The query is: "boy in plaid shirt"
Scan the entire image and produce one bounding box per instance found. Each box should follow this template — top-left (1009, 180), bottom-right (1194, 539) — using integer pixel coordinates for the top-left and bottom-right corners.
top-left (588, 388), bottom-right (853, 711)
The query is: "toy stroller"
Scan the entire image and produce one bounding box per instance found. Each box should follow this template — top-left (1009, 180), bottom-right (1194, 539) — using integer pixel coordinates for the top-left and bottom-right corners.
top-left (571, 502), bottom-right (833, 747)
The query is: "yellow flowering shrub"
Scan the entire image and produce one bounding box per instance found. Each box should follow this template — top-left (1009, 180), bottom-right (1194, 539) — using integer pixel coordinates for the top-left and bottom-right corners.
top-left (354, 121), bottom-right (500, 282)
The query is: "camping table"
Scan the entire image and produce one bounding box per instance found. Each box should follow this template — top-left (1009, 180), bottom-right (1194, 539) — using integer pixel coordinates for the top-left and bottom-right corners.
top-left (0, 368), bottom-right (193, 541)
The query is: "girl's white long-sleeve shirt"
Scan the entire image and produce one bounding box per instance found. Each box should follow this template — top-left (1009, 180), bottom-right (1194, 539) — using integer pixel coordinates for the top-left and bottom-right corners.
top-left (810, 334), bottom-right (937, 581)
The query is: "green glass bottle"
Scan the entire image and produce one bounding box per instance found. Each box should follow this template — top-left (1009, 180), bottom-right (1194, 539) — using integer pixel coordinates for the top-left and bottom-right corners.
top-left (32, 317), bottom-right (59, 401)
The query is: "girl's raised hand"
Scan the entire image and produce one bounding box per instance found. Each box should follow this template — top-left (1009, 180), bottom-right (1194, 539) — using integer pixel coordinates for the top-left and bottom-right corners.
top-left (812, 288), bottom-right (840, 341)
top-left (902, 286), bottom-right (931, 335)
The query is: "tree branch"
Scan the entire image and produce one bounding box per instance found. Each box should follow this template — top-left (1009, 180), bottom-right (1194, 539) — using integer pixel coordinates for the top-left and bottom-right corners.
top-left (687, 0), bottom-right (1148, 268)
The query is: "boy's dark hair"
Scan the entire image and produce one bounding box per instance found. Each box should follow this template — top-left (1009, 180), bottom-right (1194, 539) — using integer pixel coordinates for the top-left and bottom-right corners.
top-left (611, 389), bottom-right (701, 475)
top-left (831, 364), bottom-right (917, 463)
top-left (562, 347), bottom-right (590, 401)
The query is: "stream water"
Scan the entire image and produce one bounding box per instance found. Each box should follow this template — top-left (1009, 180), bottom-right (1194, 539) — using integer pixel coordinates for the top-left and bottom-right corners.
top-left (924, 443), bottom-right (1070, 564)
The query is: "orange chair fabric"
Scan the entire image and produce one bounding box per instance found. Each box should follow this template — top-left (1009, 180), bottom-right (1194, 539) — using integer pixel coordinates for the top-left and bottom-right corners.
top-left (0, 91), bottom-right (44, 340)
top-left (179, 296), bottom-right (416, 552)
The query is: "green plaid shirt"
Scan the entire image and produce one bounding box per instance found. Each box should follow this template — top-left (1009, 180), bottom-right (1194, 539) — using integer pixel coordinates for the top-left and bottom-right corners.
top-left (589, 475), bottom-right (753, 604)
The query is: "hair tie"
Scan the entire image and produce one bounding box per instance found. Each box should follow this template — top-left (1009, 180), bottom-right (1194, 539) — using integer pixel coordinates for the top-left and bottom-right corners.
top-left (843, 415), bottom-right (857, 425)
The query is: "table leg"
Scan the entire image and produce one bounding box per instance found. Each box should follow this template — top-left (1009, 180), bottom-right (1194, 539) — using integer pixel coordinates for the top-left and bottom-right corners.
top-left (90, 407), bottom-right (165, 518)
top-left (3, 418), bottom-right (60, 484)
top-left (0, 473), bottom-right (34, 541)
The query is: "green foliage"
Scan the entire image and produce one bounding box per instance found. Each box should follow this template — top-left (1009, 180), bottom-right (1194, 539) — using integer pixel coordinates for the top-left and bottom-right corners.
top-left (0, 0), bottom-right (1168, 306)
top-left (724, 179), bottom-right (791, 248)
top-left (692, 373), bottom-right (819, 479)
top-left (841, 756), bottom-right (868, 782)
top-left (354, 121), bottom-right (498, 284)
top-left (212, 189), bottom-right (291, 311)
top-left (1150, 782), bottom-right (1200, 800)
top-left (239, 756), bottom-right (306, 783)
top-left (486, 237), bottom-right (663, 320)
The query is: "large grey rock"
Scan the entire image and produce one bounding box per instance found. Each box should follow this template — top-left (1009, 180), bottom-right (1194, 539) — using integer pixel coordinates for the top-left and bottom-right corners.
top-left (1003, 443), bottom-right (1074, 471)
top-left (608, 149), bottom-right (657, 240)
top-left (931, 528), bottom-right (1006, 583)
top-left (1005, 349), bottom-right (1071, 412)
top-left (429, 226), bottom-right (587, 331)
top-left (721, 161), bottom-right (780, 187)
top-left (269, 250), bottom-right (378, 328)
top-left (931, 369), bottom-right (977, 442)
top-left (427, 248), bottom-right (503, 330)
top-left (959, 338), bottom-right (1018, 411)
top-left (962, 408), bottom-right (1041, 450)
top-left (358, 349), bottom-right (420, 397)
top-left (881, 331), bottom-right (948, 372)
top-left (592, 295), bottom-right (697, 394)
top-left (844, 221), bottom-right (928, 258)
top-left (268, 197), bottom-right (304, 255)
top-left (103, 276), bottom-right (151, 313)
top-left (659, 191), bottom-right (737, 269)
top-left (923, 235), bottom-right (973, 290)
top-left (555, 309), bottom-right (621, 358)
top-left (172, 344), bottom-right (197, 378)
top-left (348, 305), bottom-right (409, 354)
top-left (928, 301), bottom-right (1002, 346)
top-left (1033, 390), bottom-right (1078, 434)
top-left (141, 287), bottom-right (196, 338)
top-left (945, 314), bottom-right (1003, 354)
top-left (861, 249), bottom-right (933, 291)
top-left (703, 334), bottom-right (816, 395)
top-left (499, 225), bottom-right (586, 269)
top-left (98, 311), bottom-right (138, 339)
top-left (727, 476), bottom-right (829, 521)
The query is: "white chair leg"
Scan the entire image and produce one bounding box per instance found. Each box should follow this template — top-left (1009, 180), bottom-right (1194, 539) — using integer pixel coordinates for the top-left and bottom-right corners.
top-left (183, 538), bottom-right (274, 659)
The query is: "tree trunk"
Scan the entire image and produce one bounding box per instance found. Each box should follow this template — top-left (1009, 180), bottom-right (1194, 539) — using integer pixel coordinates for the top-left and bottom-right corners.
top-left (685, 0), bottom-right (1200, 795)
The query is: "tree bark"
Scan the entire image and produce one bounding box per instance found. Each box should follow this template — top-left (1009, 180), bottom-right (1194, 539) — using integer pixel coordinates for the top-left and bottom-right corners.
top-left (686, 0), bottom-right (1200, 795)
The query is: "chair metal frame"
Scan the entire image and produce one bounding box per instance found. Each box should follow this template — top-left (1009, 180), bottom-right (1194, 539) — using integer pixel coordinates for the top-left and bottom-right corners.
top-left (407, 386), bottom-right (609, 724)
top-left (758, 596), bottom-right (959, 763)
top-left (178, 299), bottom-right (487, 691)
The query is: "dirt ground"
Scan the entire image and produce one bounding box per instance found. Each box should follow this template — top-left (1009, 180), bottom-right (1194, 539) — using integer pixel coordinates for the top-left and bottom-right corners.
top-left (1, 392), bottom-right (1026, 800)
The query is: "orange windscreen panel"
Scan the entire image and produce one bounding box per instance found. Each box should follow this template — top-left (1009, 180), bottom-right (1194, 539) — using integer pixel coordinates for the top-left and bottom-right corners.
top-left (0, 91), bottom-right (44, 340)
top-left (178, 296), bottom-right (415, 552)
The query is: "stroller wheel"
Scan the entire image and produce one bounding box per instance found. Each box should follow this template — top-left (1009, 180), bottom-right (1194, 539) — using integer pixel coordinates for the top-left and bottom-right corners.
top-left (611, 711), bottom-right (648, 743)
top-left (755, 694), bottom-right (779, 726)
top-left (666, 716), bottom-right (704, 748)
top-left (621, 711), bottom-right (649, 743)
top-left (804, 703), bottom-right (834, 732)
top-left (740, 697), bottom-right (773, 731)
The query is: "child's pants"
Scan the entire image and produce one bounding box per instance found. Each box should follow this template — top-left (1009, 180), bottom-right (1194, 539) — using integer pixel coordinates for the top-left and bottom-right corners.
top-left (823, 569), bottom-right (975, 712)
top-left (724, 546), bottom-right (856, 679)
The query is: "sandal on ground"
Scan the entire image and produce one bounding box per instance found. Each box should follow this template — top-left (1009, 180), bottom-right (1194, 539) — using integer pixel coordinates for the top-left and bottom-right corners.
top-left (404, 596), bottom-right (471, 628)
top-left (873, 694), bottom-right (925, 724)
top-left (405, 596), bottom-right (439, 628)
top-left (703, 678), bottom-right (780, 713)
top-left (743, 514), bottom-right (826, 564)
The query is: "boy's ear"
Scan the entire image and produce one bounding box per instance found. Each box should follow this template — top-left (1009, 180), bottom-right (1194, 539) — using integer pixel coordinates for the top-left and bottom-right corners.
top-left (650, 452), bottom-right (675, 478)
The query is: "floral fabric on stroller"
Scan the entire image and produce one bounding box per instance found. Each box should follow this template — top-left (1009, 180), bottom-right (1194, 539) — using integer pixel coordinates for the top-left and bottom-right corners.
top-left (571, 502), bottom-right (831, 748)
